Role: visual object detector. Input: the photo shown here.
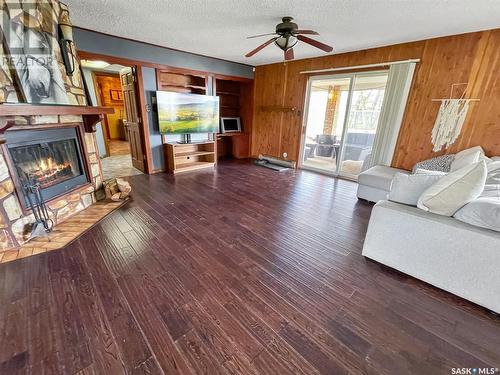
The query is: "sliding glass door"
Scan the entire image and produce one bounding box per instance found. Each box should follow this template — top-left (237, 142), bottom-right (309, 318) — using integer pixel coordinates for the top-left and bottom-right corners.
top-left (301, 71), bottom-right (389, 179)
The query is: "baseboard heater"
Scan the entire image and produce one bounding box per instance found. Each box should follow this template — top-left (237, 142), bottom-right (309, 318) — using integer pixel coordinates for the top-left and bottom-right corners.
top-left (254, 155), bottom-right (295, 172)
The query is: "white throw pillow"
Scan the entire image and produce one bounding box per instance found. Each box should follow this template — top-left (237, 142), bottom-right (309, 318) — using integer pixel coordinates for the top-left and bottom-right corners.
top-left (454, 197), bottom-right (500, 232)
top-left (417, 161), bottom-right (488, 216)
top-left (450, 150), bottom-right (481, 171)
top-left (388, 173), bottom-right (444, 206)
top-left (455, 146), bottom-right (485, 159)
top-left (492, 156), bottom-right (500, 162)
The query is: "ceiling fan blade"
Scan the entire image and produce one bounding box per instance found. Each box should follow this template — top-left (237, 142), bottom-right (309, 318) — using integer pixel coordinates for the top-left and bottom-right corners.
top-left (285, 48), bottom-right (294, 61)
top-left (247, 33), bottom-right (277, 39)
top-left (245, 38), bottom-right (277, 58)
top-left (297, 35), bottom-right (333, 53)
top-left (295, 30), bottom-right (319, 35)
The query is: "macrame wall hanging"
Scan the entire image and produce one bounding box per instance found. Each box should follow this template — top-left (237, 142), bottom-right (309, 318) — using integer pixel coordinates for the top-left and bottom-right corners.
top-left (431, 83), bottom-right (480, 152)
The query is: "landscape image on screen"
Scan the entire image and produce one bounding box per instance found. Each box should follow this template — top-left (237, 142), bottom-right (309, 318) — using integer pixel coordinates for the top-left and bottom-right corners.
top-left (157, 91), bottom-right (220, 134)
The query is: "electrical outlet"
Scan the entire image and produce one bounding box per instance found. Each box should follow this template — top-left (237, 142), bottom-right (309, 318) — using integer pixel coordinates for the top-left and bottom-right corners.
top-left (283, 152), bottom-right (288, 158)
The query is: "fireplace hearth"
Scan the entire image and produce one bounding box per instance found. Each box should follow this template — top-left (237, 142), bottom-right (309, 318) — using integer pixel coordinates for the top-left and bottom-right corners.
top-left (5, 127), bottom-right (90, 208)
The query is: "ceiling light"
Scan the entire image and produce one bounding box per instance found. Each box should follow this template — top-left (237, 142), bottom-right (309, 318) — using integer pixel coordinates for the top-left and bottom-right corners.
top-left (274, 35), bottom-right (298, 51)
top-left (80, 60), bottom-right (110, 69)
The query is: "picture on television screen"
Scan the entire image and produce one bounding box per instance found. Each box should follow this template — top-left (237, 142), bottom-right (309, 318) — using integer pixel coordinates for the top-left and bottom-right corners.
top-left (157, 91), bottom-right (220, 134)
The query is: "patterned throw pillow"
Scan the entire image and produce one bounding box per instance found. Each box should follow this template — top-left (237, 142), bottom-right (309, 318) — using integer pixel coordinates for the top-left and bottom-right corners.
top-left (412, 154), bottom-right (455, 174)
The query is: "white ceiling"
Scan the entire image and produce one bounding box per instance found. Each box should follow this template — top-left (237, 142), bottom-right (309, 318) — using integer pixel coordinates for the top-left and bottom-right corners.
top-left (66, 0), bottom-right (500, 66)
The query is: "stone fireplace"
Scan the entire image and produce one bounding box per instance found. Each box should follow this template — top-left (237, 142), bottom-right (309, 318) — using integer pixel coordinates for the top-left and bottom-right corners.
top-left (6, 126), bottom-right (90, 208)
top-left (0, 113), bottom-right (106, 251)
top-left (0, 0), bottom-right (116, 256)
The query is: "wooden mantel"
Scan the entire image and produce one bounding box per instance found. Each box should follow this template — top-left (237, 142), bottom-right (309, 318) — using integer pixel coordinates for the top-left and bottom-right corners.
top-left (0, 105), bottom-right (114, 143)
top-left (0, 104), bottom-right (114, 116)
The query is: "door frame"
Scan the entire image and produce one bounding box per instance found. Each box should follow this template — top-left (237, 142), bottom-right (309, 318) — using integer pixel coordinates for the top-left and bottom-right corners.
top-left (91, 71), bottom-right (125, 157)
top-left (79, 51), bottom-right (153, 174)
top-left (298, 69), bottom-right (389, 179)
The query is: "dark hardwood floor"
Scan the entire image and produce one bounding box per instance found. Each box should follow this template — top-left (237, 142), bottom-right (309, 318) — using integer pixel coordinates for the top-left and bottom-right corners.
top-left (1, 160), bottom-right (499, 374)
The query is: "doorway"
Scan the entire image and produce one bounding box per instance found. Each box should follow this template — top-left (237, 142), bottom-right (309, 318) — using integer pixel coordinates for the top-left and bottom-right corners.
top-left (81, 59), bottom-right (146, 180)
top-left (301, 71), bottom-right (389, 179)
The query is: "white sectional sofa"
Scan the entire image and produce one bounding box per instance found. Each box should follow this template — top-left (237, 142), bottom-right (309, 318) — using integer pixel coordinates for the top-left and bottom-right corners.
top-left (362, 200), bottom-right (500, 313)
top-left (357, 165), bottom-right (408, 202)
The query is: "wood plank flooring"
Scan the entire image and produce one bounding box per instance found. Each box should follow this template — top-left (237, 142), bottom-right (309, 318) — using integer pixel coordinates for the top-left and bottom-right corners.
top-left (0, 160), bottom-right (499, 374)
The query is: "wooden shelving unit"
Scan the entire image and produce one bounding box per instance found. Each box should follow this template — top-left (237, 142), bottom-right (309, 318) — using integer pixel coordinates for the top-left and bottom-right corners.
top-left (155, 68), bottom-right (253, 170)
top-left (164, 141), bottom-right (215, 174)
top-left (214, 77), bottom-right (253, 160)
top-left (157, 70), bottom-right (208, 95)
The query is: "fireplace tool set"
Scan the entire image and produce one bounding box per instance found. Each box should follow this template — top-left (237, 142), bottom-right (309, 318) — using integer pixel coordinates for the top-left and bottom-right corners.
top-left (23, 177), bottom-right (54, 241)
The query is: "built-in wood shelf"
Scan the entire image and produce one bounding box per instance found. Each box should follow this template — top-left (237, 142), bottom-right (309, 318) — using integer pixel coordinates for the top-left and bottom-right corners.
top-left (0, 104), bottom-right (114, 143)
top-left (164, 141), bottom-right (216, 174)
top-left (214, 77), bottom-right (253, 160)
top-left (157, 70), bottom-right (208, 94)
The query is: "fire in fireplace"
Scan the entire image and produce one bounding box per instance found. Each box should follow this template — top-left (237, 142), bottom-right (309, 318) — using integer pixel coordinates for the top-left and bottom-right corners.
top-left (10, 139), bottom-right (82, 189)
top-left (6, 127), bottom-right (90, 208)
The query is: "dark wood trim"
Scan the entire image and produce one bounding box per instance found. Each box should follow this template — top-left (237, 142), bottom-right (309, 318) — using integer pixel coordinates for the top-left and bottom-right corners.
top-left (213, 73), bottom-right (254, 83)
top-left (79, 51), bottom-right (254, 83)
top-left (79, 51), bottom-right (157, 70)
top-left (74, 26), bottom-right (254, 69)
top-left (135, 66), bottom-right (153, 174)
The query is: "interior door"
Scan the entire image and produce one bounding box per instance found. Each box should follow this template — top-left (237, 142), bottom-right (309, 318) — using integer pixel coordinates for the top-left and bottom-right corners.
top-left (120, 67), bottom-right (146, 172)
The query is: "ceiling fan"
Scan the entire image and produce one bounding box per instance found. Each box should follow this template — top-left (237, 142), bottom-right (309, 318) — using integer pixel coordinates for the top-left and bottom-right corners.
top-left (245, 16), bottom-right (333, 61)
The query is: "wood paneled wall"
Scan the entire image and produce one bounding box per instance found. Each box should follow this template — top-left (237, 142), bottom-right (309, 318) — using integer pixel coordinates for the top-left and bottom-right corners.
top-left (251, 29), bottom-right (500, 170)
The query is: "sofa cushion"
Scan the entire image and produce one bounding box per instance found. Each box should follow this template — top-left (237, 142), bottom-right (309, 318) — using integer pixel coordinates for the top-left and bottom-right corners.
top-left (417, 161), bottom-right (487, 216)
top-left (389, 172), bottom-right (444, 206)
top-left (486, 161), bottom-right (500, 184)
top-left (412, 154), bottom-right (454, 173)
top-left (481, 161), bottom-right (500, 198)
top-left (454, 197), bottom-right (500, 232)
top-left (358, 165), bottom-right (408, 191)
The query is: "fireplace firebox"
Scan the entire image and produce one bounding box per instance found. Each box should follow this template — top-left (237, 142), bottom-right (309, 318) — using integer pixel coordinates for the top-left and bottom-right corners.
top-left (6, 127), bottom-right (90, 208)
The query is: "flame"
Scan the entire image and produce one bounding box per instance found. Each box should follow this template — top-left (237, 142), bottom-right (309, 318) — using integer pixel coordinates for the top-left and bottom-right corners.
top-left (38, 157), bottom-right (69, 173)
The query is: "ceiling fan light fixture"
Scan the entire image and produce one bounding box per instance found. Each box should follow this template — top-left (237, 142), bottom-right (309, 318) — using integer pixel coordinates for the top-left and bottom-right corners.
top-left (274, 34), bottom-right (298, 51)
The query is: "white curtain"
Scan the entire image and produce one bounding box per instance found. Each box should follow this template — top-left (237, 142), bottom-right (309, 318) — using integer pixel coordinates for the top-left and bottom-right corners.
top-left (367, 61), bottom-right (416, 169)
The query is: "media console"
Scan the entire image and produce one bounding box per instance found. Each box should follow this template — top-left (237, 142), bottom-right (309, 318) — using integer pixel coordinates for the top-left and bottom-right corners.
top-left (164, 141), bottom-right (216, 174)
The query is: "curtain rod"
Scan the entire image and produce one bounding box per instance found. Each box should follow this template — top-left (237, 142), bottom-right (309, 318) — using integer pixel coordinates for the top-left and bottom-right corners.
top-left (299, 59), bottom-right (420, 75)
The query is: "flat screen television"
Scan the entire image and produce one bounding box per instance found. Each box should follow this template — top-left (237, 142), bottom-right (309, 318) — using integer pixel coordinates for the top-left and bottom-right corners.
top-left (157, 91), bottom-right (220, 134)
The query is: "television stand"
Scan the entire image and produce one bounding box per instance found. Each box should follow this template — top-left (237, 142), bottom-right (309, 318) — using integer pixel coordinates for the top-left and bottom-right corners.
top-left (164, 140), bottom-right (215, 174)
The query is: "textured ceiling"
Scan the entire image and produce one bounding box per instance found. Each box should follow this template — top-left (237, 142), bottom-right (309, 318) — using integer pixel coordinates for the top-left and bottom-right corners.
top-left (65, 0), bottom-right (500, 66)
